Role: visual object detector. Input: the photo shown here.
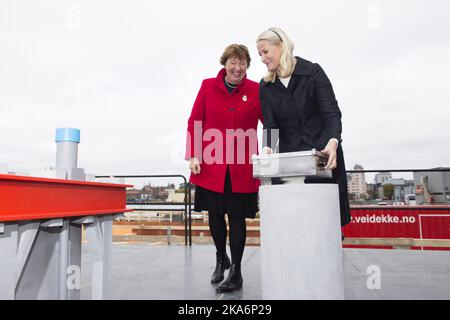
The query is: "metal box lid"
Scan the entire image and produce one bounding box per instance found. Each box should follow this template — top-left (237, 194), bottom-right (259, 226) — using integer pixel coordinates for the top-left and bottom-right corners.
top-left (252, 149), bottom-right (332, 179)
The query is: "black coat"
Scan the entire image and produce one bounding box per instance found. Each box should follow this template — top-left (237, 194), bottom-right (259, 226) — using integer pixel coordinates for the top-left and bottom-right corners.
top-left (260, 56), bottom-right (350, 226)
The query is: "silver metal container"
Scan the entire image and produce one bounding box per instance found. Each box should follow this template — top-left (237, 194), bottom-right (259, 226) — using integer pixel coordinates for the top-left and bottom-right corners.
top-left (252, 149), bottom-right (332, 179)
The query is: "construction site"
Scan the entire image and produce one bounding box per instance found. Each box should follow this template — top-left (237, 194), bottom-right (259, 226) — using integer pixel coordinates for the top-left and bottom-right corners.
top-left (1, 128), bottom-right (449, 300)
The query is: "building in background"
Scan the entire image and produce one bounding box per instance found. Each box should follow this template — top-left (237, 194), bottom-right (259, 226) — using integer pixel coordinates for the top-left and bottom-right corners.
top-left (347, 164), bottom-right (368, 201)
top-left (366, 183), bottom-right (378, 201)
top-left (126, 189), bottom-right (142, 203)
top-left (375, 172), bottom-right (392, 184)
top-left (414, 168), bottom-right (450, 204)
top-left (381, 178), bottom-right (415, 202)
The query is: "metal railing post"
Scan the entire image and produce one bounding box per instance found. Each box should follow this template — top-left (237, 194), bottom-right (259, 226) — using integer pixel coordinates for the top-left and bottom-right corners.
top-left (95, 174), bottom-right (193, 246)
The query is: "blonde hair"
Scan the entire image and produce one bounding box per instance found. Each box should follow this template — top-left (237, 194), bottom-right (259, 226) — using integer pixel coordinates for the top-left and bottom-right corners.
top-left (256, 27), bottom-right (296, 83)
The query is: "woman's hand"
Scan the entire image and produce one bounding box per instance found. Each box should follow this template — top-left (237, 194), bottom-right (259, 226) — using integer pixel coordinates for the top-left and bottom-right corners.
top-left (262, 146), bottom-right (273, 155)
top-left (189, 157), bottom-right (201, 175)
top-left (320, 139), bottom-right (338, 170)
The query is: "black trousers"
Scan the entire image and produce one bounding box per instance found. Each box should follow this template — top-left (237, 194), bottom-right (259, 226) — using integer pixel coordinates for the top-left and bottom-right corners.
top-left (194, 168), bottom-right (257, 265)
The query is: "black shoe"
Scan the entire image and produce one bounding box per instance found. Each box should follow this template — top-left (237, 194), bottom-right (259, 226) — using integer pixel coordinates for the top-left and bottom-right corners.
top-left (216, 264), bottom-right (243, 293)
top-left (211, 252), bottom-right (231, 284)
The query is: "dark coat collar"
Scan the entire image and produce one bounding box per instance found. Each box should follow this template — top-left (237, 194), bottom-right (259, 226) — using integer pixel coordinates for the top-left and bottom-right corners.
top-left (292, 56), bottom-right (313, 76)
top-left (261, 56), bottom-right (313, 86)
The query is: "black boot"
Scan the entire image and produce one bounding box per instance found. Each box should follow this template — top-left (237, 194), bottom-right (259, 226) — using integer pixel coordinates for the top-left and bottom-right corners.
top-left (216, 264), bottom-right (243, 293)
top-left (211, 252), bottom-right (231, 284)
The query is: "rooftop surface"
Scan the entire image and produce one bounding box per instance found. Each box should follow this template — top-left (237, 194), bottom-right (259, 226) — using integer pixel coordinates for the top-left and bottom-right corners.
top-left (80, 244), bottom-right (450, 300)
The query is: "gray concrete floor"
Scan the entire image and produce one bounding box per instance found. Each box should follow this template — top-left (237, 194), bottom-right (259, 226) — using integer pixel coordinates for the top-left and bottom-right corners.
top-left (80, 243), bottom-right (450, 300)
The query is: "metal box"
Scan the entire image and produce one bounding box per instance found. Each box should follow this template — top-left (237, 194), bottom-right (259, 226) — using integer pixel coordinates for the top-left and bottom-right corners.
top-left (252, 149), bottom-right (332, 179)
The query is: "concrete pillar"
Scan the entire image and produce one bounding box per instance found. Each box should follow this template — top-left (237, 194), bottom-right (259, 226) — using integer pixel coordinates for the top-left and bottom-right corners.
top-left (259, 183), bottom-right (345, 299)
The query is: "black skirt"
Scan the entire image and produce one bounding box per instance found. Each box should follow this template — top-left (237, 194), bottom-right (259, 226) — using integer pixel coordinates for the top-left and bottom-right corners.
top-left (193, 167), bottom-right (258, 219)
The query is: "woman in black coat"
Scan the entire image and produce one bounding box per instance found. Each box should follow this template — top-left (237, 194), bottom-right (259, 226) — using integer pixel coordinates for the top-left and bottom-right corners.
top-left (256, 27), bottom-right (351, 227)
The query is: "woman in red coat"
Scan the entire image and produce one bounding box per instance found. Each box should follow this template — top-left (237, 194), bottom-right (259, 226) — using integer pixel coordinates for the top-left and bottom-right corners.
top-left (185, 44), bottom-right (262, 293)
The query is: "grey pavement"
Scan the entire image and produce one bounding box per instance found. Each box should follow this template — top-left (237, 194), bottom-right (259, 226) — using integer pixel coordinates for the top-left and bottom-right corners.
top-left (80, 243), bottom-right (450, 300)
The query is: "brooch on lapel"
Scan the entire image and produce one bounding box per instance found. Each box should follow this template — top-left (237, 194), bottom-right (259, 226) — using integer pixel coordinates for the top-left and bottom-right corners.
top-left (242, 95), bottom-right (247, 102)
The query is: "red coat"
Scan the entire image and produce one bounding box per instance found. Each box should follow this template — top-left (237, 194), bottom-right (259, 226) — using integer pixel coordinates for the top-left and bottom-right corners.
top-left (185, 68), bottom-right (263, 193)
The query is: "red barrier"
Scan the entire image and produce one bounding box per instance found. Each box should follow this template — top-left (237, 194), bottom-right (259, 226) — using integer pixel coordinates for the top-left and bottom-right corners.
top-left (342, 205), bottom-right (450, 250)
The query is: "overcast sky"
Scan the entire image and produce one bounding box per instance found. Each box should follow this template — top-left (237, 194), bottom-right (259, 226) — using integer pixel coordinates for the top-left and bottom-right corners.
top-left (1, 0), bottom-right (449, 187)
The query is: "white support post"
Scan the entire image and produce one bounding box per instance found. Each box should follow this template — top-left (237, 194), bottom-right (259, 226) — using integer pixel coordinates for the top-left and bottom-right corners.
top-left (16, 222), bottom-right (41, 285)
top-left (0, 223), bottom-right (19, 299)
top-left (58, 219), bottom-right (70, 300)
top-left (84, 215), bottom-right (113, 300)
top-left (259, 183), bottom-right (345, 300)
